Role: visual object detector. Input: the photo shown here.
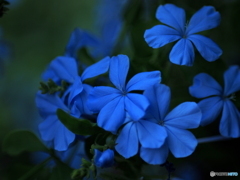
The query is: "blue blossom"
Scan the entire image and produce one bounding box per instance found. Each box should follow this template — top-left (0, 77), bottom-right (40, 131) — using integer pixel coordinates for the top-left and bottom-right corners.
top-left (92, 0), bottom-right (127, 58)
top-left (115, 113), bottom-right (167, 159)
top-left (140, 84), bottom-right (201, 165)
top-left (88, 54), bottom-right (161, 132)
top-left (42, 56), bottom-right (110, 112)
top-left (144, 4), bottom-right (222, 66)
top-left (65, 28), bottom-right (99, 59)
top-left (94, 149), bottom-right (114, 168)
top-left (36, 56), bottom-right (110, 150)
top-left (35, 92), bottom-right (80, 151)
top-left (189, 65), bottom-right (240, 138)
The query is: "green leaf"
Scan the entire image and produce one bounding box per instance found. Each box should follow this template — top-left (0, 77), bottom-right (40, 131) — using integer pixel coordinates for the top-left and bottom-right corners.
top-left (57, 109), bottom-right (103, 136)
top-left (2, 130), bottom-right (49, 156)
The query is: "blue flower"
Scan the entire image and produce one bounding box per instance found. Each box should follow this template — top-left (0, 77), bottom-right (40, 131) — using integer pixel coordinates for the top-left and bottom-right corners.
top-left (36, 56), bottom-right (110, 150)
top-left (65, 28), bottom-right (99, 59)
top-left (36, 93), bottom-right (80, 151)
top-left (189, 65), bottom-right (240, 138)
top-left (144, 4), bottom-right (222, 66)
top-left (94, 149), bottom-right (114, 168)
top-left (115, 113), bottom-right (167, 159)
top-left (92, 0), bottom-right (127, 58)
top-left (42, 56), bottom-right (110, 113)
top-left (140, 84), bottom-right (201, 165)
top-left (88, 54), bottom-right (161, 132)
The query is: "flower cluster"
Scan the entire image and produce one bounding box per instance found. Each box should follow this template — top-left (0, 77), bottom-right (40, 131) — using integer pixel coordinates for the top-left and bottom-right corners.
top-left (31, 2), bottom-right (240, 180)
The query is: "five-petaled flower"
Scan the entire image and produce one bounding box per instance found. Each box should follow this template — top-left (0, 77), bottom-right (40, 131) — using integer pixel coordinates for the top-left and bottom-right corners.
top-left (189, 65), bottom-right (240, 138)
top-left (144, 4), bottom-right (222, 66)
top-left (88, 54), bottom-right (161, 132)
top-left (140, 84), bottom-right (201, 164)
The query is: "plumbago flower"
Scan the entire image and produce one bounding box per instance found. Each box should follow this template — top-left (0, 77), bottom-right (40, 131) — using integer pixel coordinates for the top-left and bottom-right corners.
top-left (93, 0), bottom-right (127, 58)
top-left (94, 149), bottom-right (115, 168)
top-left (65, 28), bottom-right (99, 59)
top-left (115, 111), bottom-right (167, 159)
top-left (36, 92), bottom-right (81, 151)
top-left (144, 4), bottom-right (222, 66)
top-left (36, 56), bottom-right (110, 151)
top-left (139, 84), bottom-right (201, 164)
top-left (88, 54), bottom-right (161, 132)
top-left (189, 65), bottom-right (240, 138)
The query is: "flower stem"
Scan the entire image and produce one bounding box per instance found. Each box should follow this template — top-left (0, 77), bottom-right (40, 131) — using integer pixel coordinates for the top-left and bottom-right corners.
top-left (198, 135), bottom-right (232, 144)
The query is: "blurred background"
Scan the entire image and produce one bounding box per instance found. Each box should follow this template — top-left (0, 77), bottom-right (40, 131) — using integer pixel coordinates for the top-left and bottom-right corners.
top-left (0, 0), bottom-right (240, 179)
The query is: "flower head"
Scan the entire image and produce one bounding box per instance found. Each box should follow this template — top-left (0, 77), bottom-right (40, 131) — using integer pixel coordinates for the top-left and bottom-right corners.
top-left (88, 54), bottom-right (161, 132)
top-left (94, 149), bottom-right (115, 168)
top-left (189, 65), bottom-right (240, 138)
top-left (36, 56), bottom-right (110, 150)
top-left (144, 4), bottom-right (222, 66)
top-left (115, 113), bottom-right (167, 159)
top-left (35, 93), bottom-right (80, 151)
top-left (140, 84), bottom-right (201, 164)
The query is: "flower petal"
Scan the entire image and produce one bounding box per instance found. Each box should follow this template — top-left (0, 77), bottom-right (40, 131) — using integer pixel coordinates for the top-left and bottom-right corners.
top-left (97, 96), bottom-right (125, 132)
top-left (219, 100), bottom-right (240, 138)
top-left (137, 120), bottom-right (167, 148)
top-left (42, 66), bottom-right (60, 83)
top-left (144, 25), bottom-right (181, 48)
top-left (186, 6), bottom-right (221, 35)
top-left (87, 86), bottom-right (121, 113)
top-left (198, 96), bottom-right (223, 126)
top-left (156, 4), bottom-right (186, 33)
top-left (140, 142), bottom-right (168, 165)
top-left (49, 56), bottom-right (79, 83)
top-left (126, 71), bottom-right (161, 92)
top-left (169, 38), bottom-right (195, 66)
top-left (65, 28), bottom-right (99, 58)
top-left (164, 102), bottom-right (201, 129)
top-left (109, 55), bottom-right (129, 91)
top-left (189, 73), bottom-right (222, 98)
top-left (188, 35), bottom-right (222, 62)
top-left (39, 115), bottom-right (75, 151)
top-left (166, 127), bottom-right (198, 158)
top-left (67, 77), bottom-right (83, 104)
top-left (94, 149), bottom-right (114, 168)
top-left (223, 65), bottom-right (240, 95)
top-left (115, 122), bottom-right (139, 158)
top-left (144, 84), bottom-right (171, 121)
top-left (75, 84), bottom-right (93, 115)
top-left (36, 92), bottom-right (68, 119)
top-left (125, 93), bottom-right (149, 120)
top-left (81, 56), bottom-right (110, 81)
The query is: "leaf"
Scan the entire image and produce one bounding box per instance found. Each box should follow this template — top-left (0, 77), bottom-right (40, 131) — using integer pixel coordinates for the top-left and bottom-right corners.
top-left (2, 130), bottom-right (49, 156)
top-left (57, 109), bottom-right (103, 136)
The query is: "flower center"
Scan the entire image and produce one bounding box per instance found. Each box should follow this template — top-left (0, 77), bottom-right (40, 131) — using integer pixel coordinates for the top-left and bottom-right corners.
top-left (182, 21), bottom-right (189, 38)
top-left (228, 93), bottom-right (236, 101)
top-left (159, 120), bottom-right (165, 126)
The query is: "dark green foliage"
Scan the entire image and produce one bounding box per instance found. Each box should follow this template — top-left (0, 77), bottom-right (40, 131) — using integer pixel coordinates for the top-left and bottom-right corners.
top-left (57, 109), bottom-right (103, 136)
